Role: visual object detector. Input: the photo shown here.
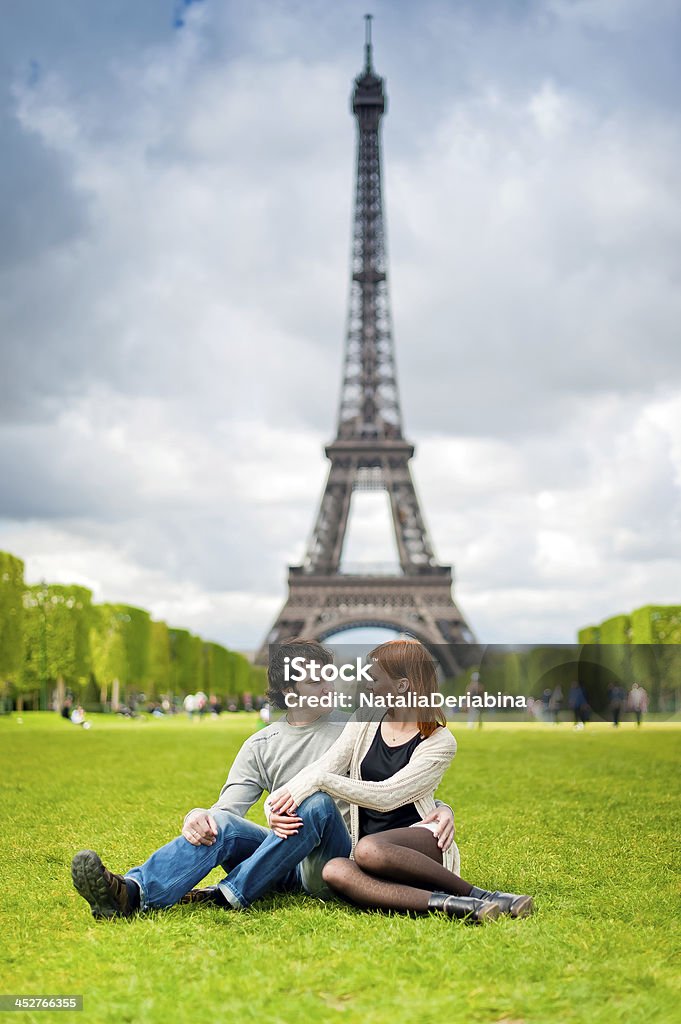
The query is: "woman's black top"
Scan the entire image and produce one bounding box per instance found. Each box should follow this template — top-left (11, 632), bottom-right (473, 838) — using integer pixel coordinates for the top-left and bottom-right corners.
top-left (358, 722), bottom-right (424, 838)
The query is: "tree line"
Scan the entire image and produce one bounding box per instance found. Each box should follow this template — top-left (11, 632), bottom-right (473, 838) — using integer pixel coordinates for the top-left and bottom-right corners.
top-left (0, 550), bottom-right (266, 712)
top-left (577, 605), bottom-right (681, 713)
top-left (442, 607), bottom-right (681, 716)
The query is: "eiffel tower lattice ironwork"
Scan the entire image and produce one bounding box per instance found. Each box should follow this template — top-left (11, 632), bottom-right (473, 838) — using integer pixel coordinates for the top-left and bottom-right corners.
top-left (258, 18), bottom-right (476, 673)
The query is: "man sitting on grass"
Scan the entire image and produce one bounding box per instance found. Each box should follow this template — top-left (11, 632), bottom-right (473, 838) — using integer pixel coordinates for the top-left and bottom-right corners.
top-left (71, 639), bottom-right (455, 918)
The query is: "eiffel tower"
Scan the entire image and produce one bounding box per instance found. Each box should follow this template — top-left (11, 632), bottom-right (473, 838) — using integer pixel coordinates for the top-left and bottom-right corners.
top-left (258, 18), bottom-right (476, 675)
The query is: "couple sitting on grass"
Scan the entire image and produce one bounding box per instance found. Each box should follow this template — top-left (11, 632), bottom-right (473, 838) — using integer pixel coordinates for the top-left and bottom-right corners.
top-left (72, 638), bottom-right (534, 924)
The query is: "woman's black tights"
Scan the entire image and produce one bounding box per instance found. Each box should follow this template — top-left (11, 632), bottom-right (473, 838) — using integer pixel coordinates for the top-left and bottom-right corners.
top-left (322, 827), bottom-right (474, 913)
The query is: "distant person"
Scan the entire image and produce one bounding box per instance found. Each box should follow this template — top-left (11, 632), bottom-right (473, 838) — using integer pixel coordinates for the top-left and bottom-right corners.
top-left (548, 685), bottom-right (563, 724)
top-left (541, 688), bottom-right (552, 721)
top-left (61, 698), bottom-right (73, 720)
top-left (183, 693), bottom-right (196, 720)
top-left (466, 673), bottom-right (483, 730)
top-left (628, 683), bottom-right (648, 727)
top-left (568, 682), bottom-right (589, 730)
top-left (70, 705), bottom-right (91, 730)
top-left (608, 683), bottom-right (625, 728)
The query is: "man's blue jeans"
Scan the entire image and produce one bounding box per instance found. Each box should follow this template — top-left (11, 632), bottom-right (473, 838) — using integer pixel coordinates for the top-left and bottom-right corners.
top-left (220, 792), bottom-right (351, 909)
top-left (125, 792), bottom-right (350, 911)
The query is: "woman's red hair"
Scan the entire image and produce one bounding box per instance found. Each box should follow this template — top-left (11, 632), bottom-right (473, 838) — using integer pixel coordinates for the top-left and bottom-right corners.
top-left (368, 638), bottom-right (446, 738)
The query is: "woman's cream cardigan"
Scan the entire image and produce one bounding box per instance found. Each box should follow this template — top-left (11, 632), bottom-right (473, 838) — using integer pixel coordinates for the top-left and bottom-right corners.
top-left (279, 717), bottom-right (460, 875)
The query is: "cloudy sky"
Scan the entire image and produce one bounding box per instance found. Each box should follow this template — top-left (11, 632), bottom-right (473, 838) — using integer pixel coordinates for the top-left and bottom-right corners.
top-left (1, 0), bottom-right (680, 649)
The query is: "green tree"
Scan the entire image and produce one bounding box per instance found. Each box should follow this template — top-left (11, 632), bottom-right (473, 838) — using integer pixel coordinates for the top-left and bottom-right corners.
top-left (631, 606), bottom-right (681, 710)
top-left (578, 606), bottom-right (681, 712)
top-left (597, 615), bottom-right (632, 698)
top-left (80, 673), bottom-right (103, 712)
top-left (631, 605), bottom-right (681, 644)
top-left (229, 650), bottom-right (252, 699)
top-left (148, 620), bottom-right (171, 700)
top-left (90, 604), bottom-right (151, 707)
top-left (22, 583), bottom-right (93, 709)
top-left (0, 551), bottom-right (25, 704)
top-left (169, 628), bottom-right (202, 696)
top-left (248, 664), bottom-right (268, 697)
top-left (119, 605), bottom-right (152, 700)
top-left (202, 642), bottom-right (232, 698)
top-left (91, 604), bottom-right (128, 707)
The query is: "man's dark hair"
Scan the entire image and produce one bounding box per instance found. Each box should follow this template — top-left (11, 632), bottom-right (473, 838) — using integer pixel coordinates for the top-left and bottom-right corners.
top-left (267, 638), bottom-right (334, 710)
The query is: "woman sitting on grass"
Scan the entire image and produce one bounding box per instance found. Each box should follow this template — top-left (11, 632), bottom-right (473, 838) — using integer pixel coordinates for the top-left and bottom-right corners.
top-left (268, 639), bottom-right (534, 924)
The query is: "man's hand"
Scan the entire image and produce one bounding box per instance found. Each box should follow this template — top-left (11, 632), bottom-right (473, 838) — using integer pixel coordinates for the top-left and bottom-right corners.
top-left (182, 809), bottom-right (218, 846)
top-left (421, 805), bottom-right (455, 852)
top-left (269, 810), bottom-right (304, 840)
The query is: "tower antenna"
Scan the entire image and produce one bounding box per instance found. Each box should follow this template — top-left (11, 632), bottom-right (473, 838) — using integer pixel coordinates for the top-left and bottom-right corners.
top-left (364, 13), bottom-right (373, 71)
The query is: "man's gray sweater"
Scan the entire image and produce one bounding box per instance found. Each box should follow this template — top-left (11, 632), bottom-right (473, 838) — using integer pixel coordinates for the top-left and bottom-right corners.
top-left (186, 713), bottom-right (350, 829)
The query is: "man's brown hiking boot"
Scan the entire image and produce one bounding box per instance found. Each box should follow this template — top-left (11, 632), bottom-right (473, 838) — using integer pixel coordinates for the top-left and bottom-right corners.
top-left (71, 850), bottom-right (137, 918)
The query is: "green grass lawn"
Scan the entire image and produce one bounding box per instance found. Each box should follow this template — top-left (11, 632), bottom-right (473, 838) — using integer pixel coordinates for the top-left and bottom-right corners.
top-left (1, 713), bottom-right (679, 1024)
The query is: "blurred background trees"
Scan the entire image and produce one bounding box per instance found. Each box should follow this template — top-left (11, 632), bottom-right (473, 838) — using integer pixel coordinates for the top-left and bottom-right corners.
top-left (0, 548), bottom-right (266, 712)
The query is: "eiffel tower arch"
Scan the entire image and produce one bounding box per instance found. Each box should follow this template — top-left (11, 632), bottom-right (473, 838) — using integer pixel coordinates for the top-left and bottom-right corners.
top-left (258, 18), bottom-right (476, 676)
